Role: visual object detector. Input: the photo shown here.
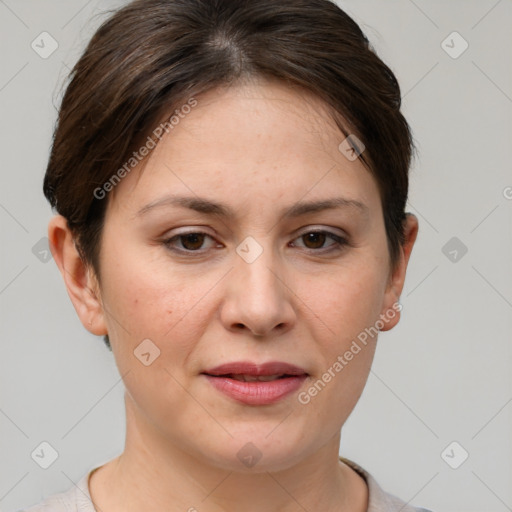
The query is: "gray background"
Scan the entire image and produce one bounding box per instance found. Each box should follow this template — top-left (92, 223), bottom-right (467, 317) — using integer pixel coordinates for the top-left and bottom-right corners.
top-left (1, 1), bottom-right (511, 511)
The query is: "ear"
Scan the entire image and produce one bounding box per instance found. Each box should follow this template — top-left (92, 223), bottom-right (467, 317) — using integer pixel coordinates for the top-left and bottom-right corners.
top-left (379, 213), bottom-right (419, 332)
top-left (48, 215), bottom-right (108, 336)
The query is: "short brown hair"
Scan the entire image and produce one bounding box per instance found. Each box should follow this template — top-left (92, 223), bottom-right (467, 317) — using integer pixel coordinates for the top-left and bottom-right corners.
top-left (44, 0), bottom-right (415, 350)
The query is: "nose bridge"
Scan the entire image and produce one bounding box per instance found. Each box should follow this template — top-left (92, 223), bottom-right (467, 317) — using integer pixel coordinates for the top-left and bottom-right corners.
top-left (236, 235), bottom-right (283, 302)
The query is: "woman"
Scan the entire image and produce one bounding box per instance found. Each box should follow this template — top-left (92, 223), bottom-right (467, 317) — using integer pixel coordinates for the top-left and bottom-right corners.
top-left (23, 0), bottom-right (431, 510)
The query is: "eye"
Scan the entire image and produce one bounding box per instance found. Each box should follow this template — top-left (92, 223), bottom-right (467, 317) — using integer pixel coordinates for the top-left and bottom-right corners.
top-left (162, 228), bottom-right (348, 255)
top-left (291, 230), bottom-right (348, 252)
top-left (163, 232), bottom-right (218, 253)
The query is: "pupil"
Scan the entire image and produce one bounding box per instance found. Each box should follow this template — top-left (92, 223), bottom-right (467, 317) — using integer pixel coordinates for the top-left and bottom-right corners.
top-left (183, 233), bottom-right (204, 250)
top-left (304, 232), bottom-right (325, 249)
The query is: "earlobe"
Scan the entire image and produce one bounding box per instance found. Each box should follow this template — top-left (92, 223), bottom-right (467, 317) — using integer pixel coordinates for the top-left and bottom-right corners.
top-left (379, 213), bottom-right (419, 332)
top-left (48, 215), bottom-right (108, 336)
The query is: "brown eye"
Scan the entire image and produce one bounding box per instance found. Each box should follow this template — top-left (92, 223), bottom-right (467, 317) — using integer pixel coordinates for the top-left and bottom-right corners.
top-left (292, 230), bottom-right (347, 252)
top-left (302, 232), bottom-right (327, 249)
top-left (163, 232), bottom-right (217, 253)
top-left (179, 233), bottom-right (206, 251)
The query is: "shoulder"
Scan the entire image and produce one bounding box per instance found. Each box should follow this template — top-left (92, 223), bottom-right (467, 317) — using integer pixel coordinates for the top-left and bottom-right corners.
top-left (17, 471), bottom-right (96, 512)
top-left (340, 456), bottom-right (434, 512)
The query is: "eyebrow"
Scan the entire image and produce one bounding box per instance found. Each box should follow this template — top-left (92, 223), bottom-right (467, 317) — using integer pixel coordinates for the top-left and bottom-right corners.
top-left (135, 194), bottom-right (369, 220)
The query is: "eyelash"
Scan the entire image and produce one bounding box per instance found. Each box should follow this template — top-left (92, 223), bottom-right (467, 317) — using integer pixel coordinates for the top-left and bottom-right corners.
top-left (162, 229), bottom-right (349, 256)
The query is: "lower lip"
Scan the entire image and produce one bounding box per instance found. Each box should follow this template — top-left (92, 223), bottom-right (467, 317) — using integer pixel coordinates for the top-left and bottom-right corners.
top-left (203, 374), bottom-right (308, 405)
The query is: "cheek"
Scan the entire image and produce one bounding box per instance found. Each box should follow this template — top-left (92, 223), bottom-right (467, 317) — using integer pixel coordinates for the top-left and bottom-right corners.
top-left (99, 245), bottom-right (216, 358)
top-left (298, 268), bottom-right (383, 426)
top-left (99, 257), bottom-right (215, 418)
top-left (293, 258), bottom-right (386, 413)
top-left (299, 260), bottom-right (387, 344)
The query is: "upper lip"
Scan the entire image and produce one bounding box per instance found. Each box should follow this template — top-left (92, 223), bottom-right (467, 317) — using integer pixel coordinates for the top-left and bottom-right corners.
top-left (203, 361), bottom-right (308, 377)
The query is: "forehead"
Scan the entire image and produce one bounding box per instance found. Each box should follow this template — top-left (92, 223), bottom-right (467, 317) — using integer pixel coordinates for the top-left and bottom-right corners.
top-left (107, 80), bottom-right (380, 220)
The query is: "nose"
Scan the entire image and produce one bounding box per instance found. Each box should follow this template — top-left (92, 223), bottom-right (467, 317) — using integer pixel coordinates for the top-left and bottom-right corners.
top-left (219, 241), bottom-right (296, 338)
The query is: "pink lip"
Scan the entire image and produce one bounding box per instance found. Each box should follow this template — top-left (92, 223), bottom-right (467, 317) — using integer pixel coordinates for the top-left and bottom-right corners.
top-left (202, 361), bottom-right (308, 405)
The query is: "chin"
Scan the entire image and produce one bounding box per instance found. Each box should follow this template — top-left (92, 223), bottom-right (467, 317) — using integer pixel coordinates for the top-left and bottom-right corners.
top-left (199, 427), bottom-right (317, 474)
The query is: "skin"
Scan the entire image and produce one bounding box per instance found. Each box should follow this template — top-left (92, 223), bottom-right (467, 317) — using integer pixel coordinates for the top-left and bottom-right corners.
top-left (49, 78), bottom-right (418, 512)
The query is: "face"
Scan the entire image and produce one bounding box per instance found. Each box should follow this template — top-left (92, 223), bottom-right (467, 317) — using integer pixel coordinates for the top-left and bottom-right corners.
top-left (58, 79), bottom-right (413, 473)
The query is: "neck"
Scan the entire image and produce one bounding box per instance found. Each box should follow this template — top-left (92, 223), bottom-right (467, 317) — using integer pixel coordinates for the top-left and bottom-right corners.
top-left (89, 394), bottom-right (367, 512)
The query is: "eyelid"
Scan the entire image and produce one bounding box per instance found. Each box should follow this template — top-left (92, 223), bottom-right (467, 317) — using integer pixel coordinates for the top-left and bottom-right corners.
top-left (294, 225), bottom-right (347, 238)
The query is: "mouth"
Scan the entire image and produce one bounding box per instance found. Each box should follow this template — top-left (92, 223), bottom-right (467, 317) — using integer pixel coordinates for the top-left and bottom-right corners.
top-left (213, 373), bottom-right (295, 382)
top-left (203, 361), bottom-right (308, 377)
top-left (201, 361), bottom-right (309, 405)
